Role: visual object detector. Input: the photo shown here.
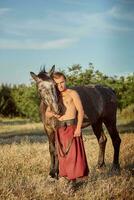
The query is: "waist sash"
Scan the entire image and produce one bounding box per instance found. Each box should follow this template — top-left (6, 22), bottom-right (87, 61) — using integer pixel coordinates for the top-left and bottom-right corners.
top-left (57, 118), bottom-right (77, 128)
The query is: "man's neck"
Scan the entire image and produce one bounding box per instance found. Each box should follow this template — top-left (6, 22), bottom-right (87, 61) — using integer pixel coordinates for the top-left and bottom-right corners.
top-left (61, 88), bottom-right (68, 96)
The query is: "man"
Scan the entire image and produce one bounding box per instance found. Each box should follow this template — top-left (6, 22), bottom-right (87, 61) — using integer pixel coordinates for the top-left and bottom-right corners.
top-left (46, 72), bottom-right (89, 181)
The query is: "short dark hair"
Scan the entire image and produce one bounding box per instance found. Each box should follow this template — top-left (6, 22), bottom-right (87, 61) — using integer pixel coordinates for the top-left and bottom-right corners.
top-left (52, 72), bottom-right (66, 80)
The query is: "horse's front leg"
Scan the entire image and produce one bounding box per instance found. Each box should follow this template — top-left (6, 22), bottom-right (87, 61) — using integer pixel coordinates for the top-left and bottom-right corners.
top-left (48, 132), bottom-right (59, 178)
top-left (54, 145), bottom-right (59, 179)
top-left (48, 133), bottom-right (56, 178)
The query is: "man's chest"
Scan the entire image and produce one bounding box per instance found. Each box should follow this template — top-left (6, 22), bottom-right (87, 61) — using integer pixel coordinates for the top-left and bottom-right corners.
top-left (62, 95), bottom-right (74, 106)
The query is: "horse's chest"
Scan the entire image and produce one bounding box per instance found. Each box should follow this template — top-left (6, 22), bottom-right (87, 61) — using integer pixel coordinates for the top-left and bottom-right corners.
top-left (45, 117), bottom-right (56, 131)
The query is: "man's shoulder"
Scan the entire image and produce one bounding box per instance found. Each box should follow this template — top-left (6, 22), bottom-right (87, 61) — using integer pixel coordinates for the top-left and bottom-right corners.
top-left (67, 89), bottom-right (78, 96)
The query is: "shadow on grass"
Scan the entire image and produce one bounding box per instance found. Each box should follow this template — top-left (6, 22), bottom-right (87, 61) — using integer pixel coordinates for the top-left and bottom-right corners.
top-left (81, 119), bottom-right (134, 135)
top-left (0, 119), bottom-right (31, 126)
top-left (83, 122), bottom-right (134, 135)
top-left (117, 120), bottom-right (134, 133)
top-left (123, 163), bottom-right (134, 176)
top-left (0, 131), bottom-right (48, 145)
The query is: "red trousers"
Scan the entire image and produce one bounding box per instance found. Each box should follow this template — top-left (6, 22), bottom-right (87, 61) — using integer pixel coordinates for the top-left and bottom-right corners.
top-left (56, 125), bottom-right (89, 180)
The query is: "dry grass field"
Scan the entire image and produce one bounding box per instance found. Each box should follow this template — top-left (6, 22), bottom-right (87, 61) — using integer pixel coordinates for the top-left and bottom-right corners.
top-left (0, 117), bottom-right (134, 200)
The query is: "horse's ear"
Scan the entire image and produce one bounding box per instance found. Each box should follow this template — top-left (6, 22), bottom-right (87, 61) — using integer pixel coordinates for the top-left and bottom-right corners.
top-left (49, 65), bottom-right (55, 76)
top-left (30, 72), bottom-right (40, 82)
top-left (42, 65), bottom-right (46, 73)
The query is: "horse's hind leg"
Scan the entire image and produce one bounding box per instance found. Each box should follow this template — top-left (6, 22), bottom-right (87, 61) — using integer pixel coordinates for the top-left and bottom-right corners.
top-left (92, 120), bottom-right (107, 169)
top-left (104, 120), bottom-right (121, 171)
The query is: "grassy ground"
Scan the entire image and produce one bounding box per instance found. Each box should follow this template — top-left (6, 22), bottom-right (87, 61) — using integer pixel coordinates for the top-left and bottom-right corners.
top-left (0, 114), bottom-right (134, 200)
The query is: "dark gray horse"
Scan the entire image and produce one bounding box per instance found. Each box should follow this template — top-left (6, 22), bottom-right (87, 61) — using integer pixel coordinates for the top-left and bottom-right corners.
top-left (30, 65), bottom-right (121, 178)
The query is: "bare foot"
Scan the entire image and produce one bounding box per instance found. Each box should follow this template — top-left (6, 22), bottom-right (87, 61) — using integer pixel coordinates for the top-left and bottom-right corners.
top-left (45, 175), bottom-right (57, 183)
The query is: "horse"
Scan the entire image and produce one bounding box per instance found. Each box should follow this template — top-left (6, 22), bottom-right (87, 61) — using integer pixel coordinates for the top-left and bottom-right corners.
top-left (30, 65), bottom-right (121, 178)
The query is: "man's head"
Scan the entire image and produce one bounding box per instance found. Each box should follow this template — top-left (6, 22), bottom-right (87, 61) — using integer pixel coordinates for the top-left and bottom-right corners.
top-left (52, 72), bottom-right (67, 92)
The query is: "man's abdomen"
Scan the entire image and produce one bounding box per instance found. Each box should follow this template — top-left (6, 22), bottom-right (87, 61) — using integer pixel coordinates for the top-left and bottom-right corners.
top-left (59, 106), bottom-right (76, 121)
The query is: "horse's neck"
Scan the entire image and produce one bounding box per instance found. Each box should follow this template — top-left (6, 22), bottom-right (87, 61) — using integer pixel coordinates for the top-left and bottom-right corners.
top-left (58, 95), bottom-right (66, 115)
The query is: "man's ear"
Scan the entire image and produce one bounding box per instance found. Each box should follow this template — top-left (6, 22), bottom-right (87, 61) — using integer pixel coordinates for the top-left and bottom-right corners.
top-left (49, 65), bottom-right (55, 76)
top-left (30, 72), bottom-right (40, 82)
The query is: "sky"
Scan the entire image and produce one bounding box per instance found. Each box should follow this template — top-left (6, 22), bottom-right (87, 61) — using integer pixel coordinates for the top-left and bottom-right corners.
top-left (0, 0), bottom-right (134, 85)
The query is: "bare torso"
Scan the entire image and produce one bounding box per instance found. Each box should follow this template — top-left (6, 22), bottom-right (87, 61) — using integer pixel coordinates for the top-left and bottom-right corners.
top-left (58, 89), bottom-right (77, 121)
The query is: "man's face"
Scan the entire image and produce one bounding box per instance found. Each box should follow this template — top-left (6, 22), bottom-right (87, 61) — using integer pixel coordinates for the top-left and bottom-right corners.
top-left (54, 76), bottom-right (66, 92)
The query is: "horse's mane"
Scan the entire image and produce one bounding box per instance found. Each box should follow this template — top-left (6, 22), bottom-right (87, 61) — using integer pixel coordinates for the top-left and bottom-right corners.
top-left (38, 66), bottom-right (51, 81)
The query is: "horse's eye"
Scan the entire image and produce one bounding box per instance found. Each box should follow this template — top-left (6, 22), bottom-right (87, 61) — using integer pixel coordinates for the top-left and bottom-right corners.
top-left (38, 89), bottom-right (42, 93)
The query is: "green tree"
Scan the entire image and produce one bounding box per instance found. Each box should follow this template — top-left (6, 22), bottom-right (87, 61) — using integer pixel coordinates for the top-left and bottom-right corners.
top-left (0, 84), bottom-right (17, 117)
top-left (12, 83), bottom-right (40, 121)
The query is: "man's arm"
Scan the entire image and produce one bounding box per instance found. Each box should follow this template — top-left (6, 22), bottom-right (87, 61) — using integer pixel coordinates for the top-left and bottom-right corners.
top-left (71, 90), bottom-right (84, 136)
top-left (46, 106), bottom-right (61, 119)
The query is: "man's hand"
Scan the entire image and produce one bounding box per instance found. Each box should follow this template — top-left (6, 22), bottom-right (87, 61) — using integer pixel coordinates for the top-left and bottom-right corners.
top-left (46, 109), bottom-right (61, 119)
top-left (53, 113), bottom-right (61, 119)
top-left (74, 127), bottom-right (81, 137)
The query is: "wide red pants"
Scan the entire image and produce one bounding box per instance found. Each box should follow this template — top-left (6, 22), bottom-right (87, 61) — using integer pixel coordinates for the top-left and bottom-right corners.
top-left (56, 125), bottom-right (89, 180)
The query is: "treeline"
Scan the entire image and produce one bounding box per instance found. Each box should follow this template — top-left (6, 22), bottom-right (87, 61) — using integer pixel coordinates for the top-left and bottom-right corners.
top-left (0, 83), bottom-right (40, 121)
top-left (0, 64), bottom-right (134, 121)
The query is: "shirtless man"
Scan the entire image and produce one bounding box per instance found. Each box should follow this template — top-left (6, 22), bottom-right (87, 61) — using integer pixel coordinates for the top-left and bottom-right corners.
top-left (46, 72), bottom-right (89, 181)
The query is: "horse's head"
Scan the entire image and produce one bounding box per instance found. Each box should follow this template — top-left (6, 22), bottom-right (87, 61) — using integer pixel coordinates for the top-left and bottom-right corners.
top-left (30, 65), bottom-right (60, 115)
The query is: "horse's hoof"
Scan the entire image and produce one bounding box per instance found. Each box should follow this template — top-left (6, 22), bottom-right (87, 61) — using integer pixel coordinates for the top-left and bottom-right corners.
top-left (96, 163), bottom-right (106, 172)
top-left (111, 164), bottom-right (121, 175)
